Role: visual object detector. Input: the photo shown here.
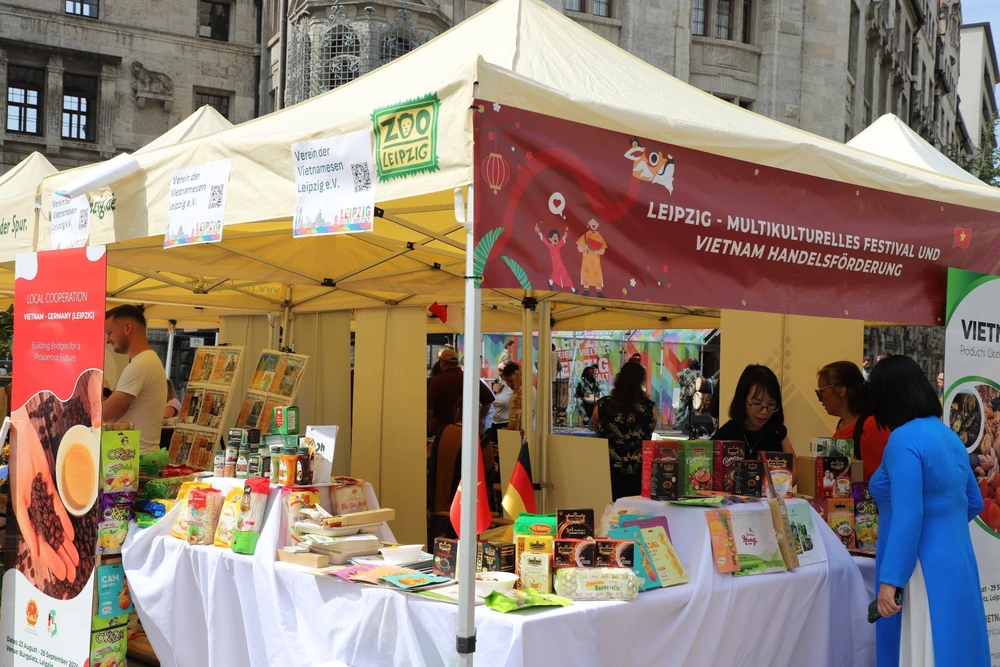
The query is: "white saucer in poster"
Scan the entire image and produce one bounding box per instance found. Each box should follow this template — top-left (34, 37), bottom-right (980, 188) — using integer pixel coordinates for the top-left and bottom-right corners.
top-left (55, 423), bottom-right (100, 517)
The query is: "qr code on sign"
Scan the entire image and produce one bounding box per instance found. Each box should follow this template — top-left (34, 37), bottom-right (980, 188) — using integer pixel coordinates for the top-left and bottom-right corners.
top-left (208, 184), bottom-right (225, 209)
top-left (351, 163), bottom-right (372, 193)
top-left (78, 208), bottom-right (89, 230)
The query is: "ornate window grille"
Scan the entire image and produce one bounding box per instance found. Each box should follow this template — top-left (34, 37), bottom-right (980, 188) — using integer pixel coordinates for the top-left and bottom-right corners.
top-left (286, 3), bottom-right (430, 106)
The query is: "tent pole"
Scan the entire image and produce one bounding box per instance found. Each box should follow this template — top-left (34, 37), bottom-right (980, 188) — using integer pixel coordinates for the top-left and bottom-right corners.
top-left (164, 321), bottom-right (176, 380)
top-left (456, 185), bottom-right (479, 666)
top-left (537, 301), bottom-right (552, 512)
top-left (521, 296), bottom-right (535, 471)
top-left (280, 286), bottom-right (292, 350)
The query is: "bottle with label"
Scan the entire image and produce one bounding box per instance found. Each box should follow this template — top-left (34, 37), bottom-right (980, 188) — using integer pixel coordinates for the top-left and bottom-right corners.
top-left (269, 441), bottom-right (282, 484)
top-left (296, 443), bottom-right (312, 486)
top-left (223, 439), bottom-right (240, 478)
top-left (236, 442), bottom-right (251, 479)
top-left (213, 448), bottom-right (226, 477)
top-left (279, 444), bottom-right (298, 487)
top-left (247, 445), bottom-right (262, 478)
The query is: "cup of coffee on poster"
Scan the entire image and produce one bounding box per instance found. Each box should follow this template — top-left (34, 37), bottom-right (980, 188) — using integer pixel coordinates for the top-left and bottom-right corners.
top-left (56, 424), bottom-right (100, 516)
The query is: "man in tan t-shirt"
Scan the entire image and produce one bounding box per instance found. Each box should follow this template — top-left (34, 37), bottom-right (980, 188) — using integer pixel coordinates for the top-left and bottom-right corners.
top-left (103, 305), bottom-right (167, 454)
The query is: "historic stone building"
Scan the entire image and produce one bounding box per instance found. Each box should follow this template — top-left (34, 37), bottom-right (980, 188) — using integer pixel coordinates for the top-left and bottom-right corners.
top-left (0, 0), bottom-right (260, 174)
top-left (959, 21), bottom-right (999, 149)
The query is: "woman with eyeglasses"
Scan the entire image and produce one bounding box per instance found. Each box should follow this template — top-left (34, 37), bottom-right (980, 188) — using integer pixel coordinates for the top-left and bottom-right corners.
top-left (816, 361), bottom-right (890, 482)
top-left (713, 365), bottom-right (793, 457)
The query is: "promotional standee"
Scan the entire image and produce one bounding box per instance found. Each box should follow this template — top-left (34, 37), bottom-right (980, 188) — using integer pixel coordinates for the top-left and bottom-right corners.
top-left (1, 247), bottom-right (107, 667)
top-left (945, 267), bottom-right (1000, 666)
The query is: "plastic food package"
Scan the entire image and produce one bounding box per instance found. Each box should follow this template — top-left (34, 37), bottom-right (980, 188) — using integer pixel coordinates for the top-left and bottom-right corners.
top-left (284, 488), bottom-right (321, 546)
top-left (483, 588), bottom-right (572, 613)
top-left (170, 481), bottom-right (212, 540)
top-left (186, 487), bottom-right (224, 545)
top-left (554, 567), bottom-right (640, 601)
top-left (332, 484), bottom-right (369, 515)
top-left (98, 493), bottom-right (135, 554)
top-left (214, 487), bottom-right (245, 548)
top-left (232, 478), bottom-right (270, 555)
top-left (513, 513), bottom-right (556, 537)
top-left (139, 449), bottom-right (169, 477)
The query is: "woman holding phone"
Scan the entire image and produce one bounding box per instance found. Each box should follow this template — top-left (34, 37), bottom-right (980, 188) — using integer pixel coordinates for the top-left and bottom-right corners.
top-left (868, 355), bottom-right (987, 666)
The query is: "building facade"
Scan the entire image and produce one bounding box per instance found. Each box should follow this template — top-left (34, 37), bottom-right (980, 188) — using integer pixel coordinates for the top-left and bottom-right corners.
top-left (958, 22), bottom-right (999, 149)
top-left (0, 0), bottom-right (260, 174)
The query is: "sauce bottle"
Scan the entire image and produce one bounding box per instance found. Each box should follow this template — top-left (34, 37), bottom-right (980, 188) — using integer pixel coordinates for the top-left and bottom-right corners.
top-left (279, 444), bottom-right (298, 487)
top-left (213, 448), bottom-right (226, 477)
top-left (247, 444), bottom-right (262, 478)
top-left (236, 441), bottom-right (250, 479)
top-left (296, 443), bottom-right (312, 485)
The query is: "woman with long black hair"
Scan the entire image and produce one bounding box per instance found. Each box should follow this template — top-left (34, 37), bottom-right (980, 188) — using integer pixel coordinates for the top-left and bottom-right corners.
top-left (713, 364), bottom-right (793, 457)
top-left (593, 361), bottom-right (656, 500)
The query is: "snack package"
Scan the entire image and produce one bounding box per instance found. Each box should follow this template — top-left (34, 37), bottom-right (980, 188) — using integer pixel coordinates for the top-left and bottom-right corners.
top-left (232, 477), bottom-right (271, 555)
top-left (597, 505), bottom-right (640, 537)
top-left (214, 487), bottom-right (245, 548)
top-left (186, 487), bottom-right (224, 545)
top-left (556, 509), bottom-right (594, 539)
top-left (641, 440), bottom-right (681, 498)
top-left (681, 441), bottom-right (713, 496)
top-left (853, 483), bottom-right (879, 551)
top-left (332, 484), bottom-right (369, 515)
top-left (170, 481), bottom-right (212, 540)
top-left (139, 449), bottom-right (169, 478)
top-left (98, 493), bottom-right (135, 555)
top-left (554, 567), bottom-right (639, 601)
top-left (513, 513), bottom-right (557, 537)
top-left (712, 441), bottom-right (745, 493)
top-left (483, 588), bottom-right (572, 613)
top-left (101, 430), bottom-right (140, 494)
top-left (827, 498), bottom-right (856, 549)
top-left (705, 510), bottom-right (740, 573)
top-left (284, 487), bottom-right (321, 546)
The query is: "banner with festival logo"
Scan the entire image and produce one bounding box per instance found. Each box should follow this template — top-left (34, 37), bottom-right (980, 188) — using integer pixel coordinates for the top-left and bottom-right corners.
top-left (2, 247), bottom-right (107, 666)
top-left (472, 101), bottom-right (1000, 327)
top-left (944, 267), bottom-right (1000, 664)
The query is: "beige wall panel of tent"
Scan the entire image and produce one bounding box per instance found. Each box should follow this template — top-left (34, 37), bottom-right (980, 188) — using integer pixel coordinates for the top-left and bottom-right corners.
top-left (352, 308), bottom-right (427, 546)
top-left (720, 310), bottom-right (862, 455)
top-left (546, 434), bottom-right (612, 514)
top-left (219, 315), bottom-right (279, 431)
top-left (291, 312), bottom-right (353, 477)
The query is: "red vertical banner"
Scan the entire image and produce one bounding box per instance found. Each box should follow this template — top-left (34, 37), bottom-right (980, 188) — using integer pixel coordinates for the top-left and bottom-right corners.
top-left (3, 247), bottom-right (106, 667)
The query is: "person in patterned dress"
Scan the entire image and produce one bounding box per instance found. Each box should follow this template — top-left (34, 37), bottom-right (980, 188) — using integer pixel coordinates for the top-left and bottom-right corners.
top-left (593, 360), bottom-right (656, 500)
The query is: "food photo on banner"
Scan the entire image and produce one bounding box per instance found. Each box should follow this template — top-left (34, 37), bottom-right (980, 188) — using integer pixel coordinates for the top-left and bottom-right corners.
top-left (1, 246), bottom-right (107, 666)
top-left (945, 267), bottom-right (1000, 659)
top-left (471, 101), bottom-right (1000, 324)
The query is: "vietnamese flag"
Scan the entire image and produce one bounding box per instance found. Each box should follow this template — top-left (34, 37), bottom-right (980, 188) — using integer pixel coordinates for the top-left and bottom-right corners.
top-left (954, 227), bottom-right (972, 249)
top-left (449, 439), bottom-right (492, 537)
top-left (502, 440), bottom-right (537, 519)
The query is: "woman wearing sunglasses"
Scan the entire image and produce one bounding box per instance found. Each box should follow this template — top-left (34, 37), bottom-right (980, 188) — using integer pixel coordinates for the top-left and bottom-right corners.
top-left (713, 365), bottom-right (793, 457)
top-left (816, 360), bottom-right (890, 482)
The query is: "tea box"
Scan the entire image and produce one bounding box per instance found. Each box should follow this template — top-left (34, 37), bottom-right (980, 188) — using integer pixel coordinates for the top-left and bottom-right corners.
top-left (818, 457), bottom-right (853, 499)
top-left (761, 453), bottom-right (794, 498)
top-left (433, 537), bottom-right (458, 578)
top-left (556, 509), bottom-right (594, 539)
top-left (514, 534), bottom-right (554, 586)
top-left (478, 541), bottom-right (516, 573)
top-left (519, 553), bottom-right (553, 594)
top-left (594, 539), bottom-right (634, 568)
top-left (713, 441), bottom-right (745, 493)
top-left (641, 440), bottom-right (681, 498)
top-left (681, 441), bottom-right (714, 496)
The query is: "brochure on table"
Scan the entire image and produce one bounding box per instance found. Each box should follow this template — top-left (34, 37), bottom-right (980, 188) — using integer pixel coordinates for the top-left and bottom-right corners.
top-left (944, 266), bottom-right (1000, 662)
top-left (235, 350), bottom-right (309, 433)
top-left (169, 345), bottom-right (246, 469)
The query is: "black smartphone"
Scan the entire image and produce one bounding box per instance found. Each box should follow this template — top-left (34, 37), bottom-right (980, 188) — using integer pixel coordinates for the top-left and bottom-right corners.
top-left (867, 588), bottom-right (904, 623)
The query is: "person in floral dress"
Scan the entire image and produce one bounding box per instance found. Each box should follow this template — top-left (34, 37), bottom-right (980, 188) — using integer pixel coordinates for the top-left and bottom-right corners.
top-left (593, 361), bottom-right (656, 500)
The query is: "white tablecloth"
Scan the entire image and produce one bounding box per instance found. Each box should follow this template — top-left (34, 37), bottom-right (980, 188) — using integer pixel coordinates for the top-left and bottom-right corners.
top-left (124, 491), bottom-right (876, 667)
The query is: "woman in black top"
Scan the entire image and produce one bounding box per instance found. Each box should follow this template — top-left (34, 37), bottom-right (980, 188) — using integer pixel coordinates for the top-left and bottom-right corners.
top-left (713, 364), bottom-right (793, 457)
top-left (593, 361), bottom-right (656, 500)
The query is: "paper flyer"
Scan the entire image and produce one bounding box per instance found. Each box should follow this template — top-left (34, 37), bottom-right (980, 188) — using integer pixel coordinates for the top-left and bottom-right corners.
top-left (48, 194), bottom-right (90, 250)
top-left (291, 130), bottom-right (376, 237)
top-left (164, 158), bottom-right (232, 248)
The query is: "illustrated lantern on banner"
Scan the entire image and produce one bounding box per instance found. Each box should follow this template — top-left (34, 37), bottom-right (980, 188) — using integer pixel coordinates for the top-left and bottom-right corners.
top-left (482, 152), bottom-right (510, 194)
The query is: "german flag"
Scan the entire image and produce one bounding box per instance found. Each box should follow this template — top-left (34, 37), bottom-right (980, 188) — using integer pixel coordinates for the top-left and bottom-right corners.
top-left (502, 440), bottom-right (537, 519)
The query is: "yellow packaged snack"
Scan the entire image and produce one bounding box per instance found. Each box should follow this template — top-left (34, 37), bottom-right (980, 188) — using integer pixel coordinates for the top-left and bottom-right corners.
top-left (170, 481), bottom-right (212, 540)
top-left (214, 487), bottom-right (245, 548)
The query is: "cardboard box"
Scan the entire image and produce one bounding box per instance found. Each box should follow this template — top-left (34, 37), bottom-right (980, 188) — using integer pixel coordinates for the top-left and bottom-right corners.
top-left (433, 537), bottom-right (458, 578)
top-left (276, 549), bottom-right (330, 568)
top-left (713, 441), bottom-right (745, 493)
top-left (594, 539), bottom-right (634, 568)
top-left (733, 460), bottom-right (763, 497)
top-left (681, 441), bottom-right (713, 496)
top-left (478, 541), bottom-right (516, 573)
top-left (798, 456), bottom-right (852, 499)
top-left (760, 452), bottom-right (794, 498)
top-left (514, 534), bottom-right (553, 586)
top-left (554, 539), bottom-right (596, 569)
top-left (649, 461), bottom-right (679, 500)
top-left (641, 440), bottom-right (681, 498)
top-left (808, 437), bottom-right (854, 458)
top-left (519, 553), bottom-right (553, 593)
top-left (322, 508), bottom-right (395, 527)
top-left (272, 405), bottom-right (300, 435)
top-left (556, 509), bottom-right (595, 539)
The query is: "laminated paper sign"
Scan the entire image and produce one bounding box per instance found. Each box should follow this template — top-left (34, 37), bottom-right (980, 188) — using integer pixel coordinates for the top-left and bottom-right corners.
top-left (49, 194), bottom-right (90, 250)
top-left (164, 158), bottom-right (232, 248)
top-left (291, 130), bottom-right (376, 237)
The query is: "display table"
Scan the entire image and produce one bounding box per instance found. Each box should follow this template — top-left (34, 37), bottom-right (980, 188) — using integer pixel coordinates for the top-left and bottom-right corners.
top-left (124, 491), bottom-right (876, 667)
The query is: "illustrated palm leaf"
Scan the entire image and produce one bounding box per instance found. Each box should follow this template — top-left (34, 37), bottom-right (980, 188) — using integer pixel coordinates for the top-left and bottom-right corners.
top-left (472, 226), bottom-right (504, 287)
top-left (500, 256), bottom-right (532, 290)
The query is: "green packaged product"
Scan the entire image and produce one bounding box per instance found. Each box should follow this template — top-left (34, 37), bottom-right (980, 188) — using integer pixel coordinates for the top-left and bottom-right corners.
top-left (513, 513), bottom-right (557, 537)
top-left (139, 449), bottom-right (169, 477)
top-left (483, 588), bottom-right (572, 613)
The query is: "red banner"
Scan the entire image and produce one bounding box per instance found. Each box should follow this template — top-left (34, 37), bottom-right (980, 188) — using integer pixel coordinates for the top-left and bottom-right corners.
top-left (472, 101), bottom-right (1000, 325)
top-left (5, 247), bottom-right (107, 666)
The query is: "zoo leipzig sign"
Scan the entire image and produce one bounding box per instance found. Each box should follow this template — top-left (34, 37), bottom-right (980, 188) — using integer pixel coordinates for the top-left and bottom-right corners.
top-left (472, 100), bottom-right (1000, 326)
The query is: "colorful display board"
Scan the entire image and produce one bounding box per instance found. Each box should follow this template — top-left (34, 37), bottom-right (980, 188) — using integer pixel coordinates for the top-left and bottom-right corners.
top-left (3, 246), bottom-right (107, 666)
top-left (169, 345), bottom-right (245, 469)
top-left (234, 350), bottom-right (309, 434)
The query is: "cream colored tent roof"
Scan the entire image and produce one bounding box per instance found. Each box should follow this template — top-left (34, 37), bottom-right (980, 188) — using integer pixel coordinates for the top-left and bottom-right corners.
top-left (34, 0), bottom-right (1000, 329)
top-left (0, 152), bottom-right (56, 261)
top-left (848, 114), bottom-right (982, 185)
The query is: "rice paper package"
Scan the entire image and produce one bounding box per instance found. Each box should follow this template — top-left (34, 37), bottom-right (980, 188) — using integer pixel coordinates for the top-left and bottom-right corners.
top-left (232, 477), bottom-right (271, 555)
top-left (554, 567), bottom-right (639, 601)
top-left (170, 481), bottom-right (212, 540)
top-left (214, 487), bottom-right (245, 548)
top-left (186, 487), bottom-right (224, 545)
